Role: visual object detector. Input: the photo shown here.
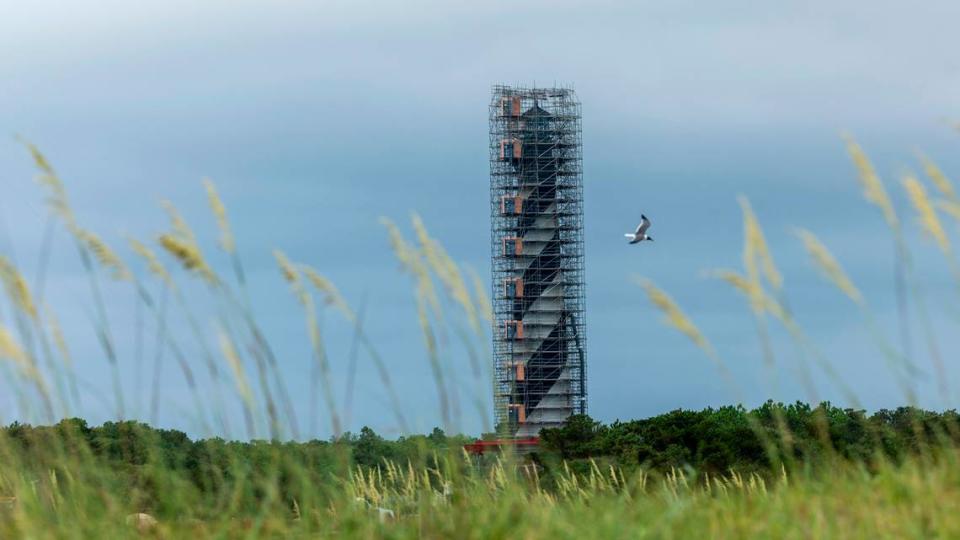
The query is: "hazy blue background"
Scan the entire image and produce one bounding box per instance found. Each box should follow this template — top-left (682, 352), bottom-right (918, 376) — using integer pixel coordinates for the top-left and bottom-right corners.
top-left (1, 1), bottom-right (959, 439)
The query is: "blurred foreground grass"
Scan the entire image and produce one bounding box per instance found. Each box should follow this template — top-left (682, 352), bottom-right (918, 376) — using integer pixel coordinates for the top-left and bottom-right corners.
top-left (1, 137), bottom-right (959, 537)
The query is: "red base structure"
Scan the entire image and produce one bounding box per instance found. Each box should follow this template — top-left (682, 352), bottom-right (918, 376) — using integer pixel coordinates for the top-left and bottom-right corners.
top-left (463, 437), bottom-right (540, 455)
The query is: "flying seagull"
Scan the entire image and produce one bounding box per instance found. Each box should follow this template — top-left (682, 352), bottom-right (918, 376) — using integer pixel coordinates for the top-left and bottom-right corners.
top-left (625, 215), bottom-right (653, 244)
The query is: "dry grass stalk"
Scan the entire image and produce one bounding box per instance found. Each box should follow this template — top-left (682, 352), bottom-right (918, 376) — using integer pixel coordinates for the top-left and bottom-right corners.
top-left (902, 175), bottom-right (950, 256)
top-left (845, 137), bottom-right (899, 230)
top-left (411, 214), bottom-right (479, 333)
top-left (0, 324), bottom-right (31, 373)
top-left (158, 234), bottom-right (216, 285)
top-left (795, 229), bottom-right (863, 305)
top-left (127, 238), bottom-right (173, 287)
top-left (20, 140), bottom-right (76, 225)
top-left (157, 200), bottom-right (217, 284)
top-left (73, 229), bottom-right (132, 281)
top-left (380, 218), bottom-right (440, 316)
top-left (274, 253), bottom-right (343, 436)
top-left (301, 265), bottom-right (354, 321)
top-left (710, 269), bottom-right (784, 320)
top-left (0, 324), bottom-right (48, 396)
top-left (203, 179), bottom-right (235, 254)
top-left (937, 200), bottom-right (960, 223)
top-left (46, 309), bottom-right (71, 367)
top-left (160, 201), bottom-right (197, 245)
top-left (635, 277), bottom-right (714, 357)
top-left (273, 250), bottom-right (311, 308)
top-left (738, 197), bottom-right (782, 292)
top-left (218, 332), bottom-right (255, 413)
top-left (0, 256), bottom-right (38, 320)
top-left (919, 155), bottom-right (956, 202)
top-left (465, 266), bottom-right (493, 325)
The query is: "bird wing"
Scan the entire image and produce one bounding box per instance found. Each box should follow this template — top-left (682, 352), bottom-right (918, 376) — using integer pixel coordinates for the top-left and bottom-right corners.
top-left (636, 214), bottom-right (651, 235)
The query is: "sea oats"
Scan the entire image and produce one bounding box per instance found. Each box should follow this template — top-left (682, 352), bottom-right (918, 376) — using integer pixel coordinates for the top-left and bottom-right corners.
top-left (738, 197), bottom-right (782, 291)
top-left (0, 324), bottom-right (44, 390)
top-left (439, 255), bottom-right (478, 330)
top-left (19, 140), bottom-right (76, 225)
top-left (20, 139), bottom-right (54, 175)
top-left (937, 200), bottom-right (960, 223)
top-left (274, 250), bottom-right (300, 284)
top-left (301, 265), bottom-right (354, 320)
top-left (274, 250), bottom-right (310, 307)
top-left (465, 265), bottom-right (493, 325)
top-left (919, 155), bottom-right (956, 202)
top-left (635, 277), bottom-right (713, 355)
top-left (74, 229), bottom-right (132, 281)
top-left (381, 217), bottom-right (414, 269)
top-left (0, 257), bottom-right (38, 320)
top-left (411, 214), bottom-right (478, 331)
top-left (903, 175), bottom-right (950, 255)
top-left (710, 269), bottom-right (784, 319)
top-left (127, 238), bottom-right (173, 287)
top-left (203, 179), bottom-right (235, 253)
top-left (160, 200), bottom-right (198, 245)
top-left (46, 309), bottom-right (71, 367)
top-left (796, 229), bottom-right (863, 305)
top-left (157, 200), bottom-right (217, 284)
top-left (381, 217), bottom-right (440, 316)
top-left (158, 234), bottom-right (216, 285)
top-left (0, 324), bottom-right (29, 369)
top-left (218, 332), bottom-right (254, 409)
top-left (845, 137), bottom-right (899, 230)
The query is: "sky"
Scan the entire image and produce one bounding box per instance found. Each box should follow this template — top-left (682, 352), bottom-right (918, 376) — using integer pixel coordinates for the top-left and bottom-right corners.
top-left (1, 0), bottom-right (959, 440)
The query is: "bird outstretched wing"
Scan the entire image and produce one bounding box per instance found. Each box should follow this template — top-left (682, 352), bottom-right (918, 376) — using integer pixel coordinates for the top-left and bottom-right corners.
top-left (636, 214), bottom-right (651, 235)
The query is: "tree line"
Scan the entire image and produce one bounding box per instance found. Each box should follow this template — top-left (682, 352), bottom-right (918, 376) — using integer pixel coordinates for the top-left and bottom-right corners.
top-left (1, 401), bottom-right (957, 513)
top-left (538, 401), bottom-right (960, 474)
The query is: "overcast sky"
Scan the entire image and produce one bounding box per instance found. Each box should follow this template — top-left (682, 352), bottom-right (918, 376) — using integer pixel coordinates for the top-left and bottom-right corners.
top-left (1, 1), bottom-right (959, 439)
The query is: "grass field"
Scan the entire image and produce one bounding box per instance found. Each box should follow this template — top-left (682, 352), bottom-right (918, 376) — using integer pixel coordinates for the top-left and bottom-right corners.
top-left (1, 138), bottom-right (959, 538)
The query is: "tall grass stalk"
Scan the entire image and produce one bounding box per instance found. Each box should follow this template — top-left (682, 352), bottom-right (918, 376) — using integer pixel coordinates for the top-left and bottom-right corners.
top-left (795, 229), bottom-right (917, 403)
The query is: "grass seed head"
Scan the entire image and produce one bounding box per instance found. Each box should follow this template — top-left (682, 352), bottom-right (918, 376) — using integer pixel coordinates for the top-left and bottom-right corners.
top-left (902, 175), bottom-right (950, 255)
top-left (301, 265), bottom-right (355, 320)
top-left (0, 324), bottom-right (45, 391)
top-left (161, 200), bottom-right (198, 245)
top-left (158, 234), bottom-right (216, 285)
top-left (796, 229), bottom-right (863, 305)
top-left (128, 238), bottom-right (173, 287)
top-left (74, 229), bottom-right (132, 281)
top-left (411, 214), bottom-right (479, 332)
top-left (845, 137), bottom-right (899, 230)
top-left (0, 324), bottom-right (29, 369)
top-left (218, 331), bottom-right (254, 409)
top-left (635, 276), bottom-right (713, 356)
top-left (274, 250), bottom-right (311, 307)
top-left (19, 140), bottom-right (76, 225)
top-left (710, 269), bottom-right (784, 319)
top-left (203, 179), bottom-right (235, 253)
top-left (465, 266), bottom-right (493, 325)
top-left (0, 257), bottom-right (38, 320)
top-left (738, 197), bottom-right (782, 291)
top-left (46, 309), bottom-right (71, 367)
top-left (937, 199), bottom-right (960, 223)
top-left (920, 155), bottom-right (956, 202)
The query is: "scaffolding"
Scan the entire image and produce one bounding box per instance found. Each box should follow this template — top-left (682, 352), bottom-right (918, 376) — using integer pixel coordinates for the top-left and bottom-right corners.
top-left (489, 85), bottom-right (586, 438)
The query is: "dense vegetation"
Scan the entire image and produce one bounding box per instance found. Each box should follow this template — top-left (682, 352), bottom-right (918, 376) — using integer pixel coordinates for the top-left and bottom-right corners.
top-left (539, 402), bottom-right (960, 473)
top-left (3, 399), bottom-right (957, 517)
